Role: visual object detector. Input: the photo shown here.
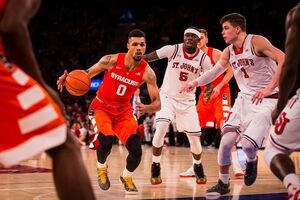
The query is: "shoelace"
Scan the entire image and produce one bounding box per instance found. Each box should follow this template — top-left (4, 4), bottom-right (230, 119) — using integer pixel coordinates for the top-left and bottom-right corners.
top-left (124, 177), bottom-right (135, 189)
top-left (98, 168), bottom-right (107, 183)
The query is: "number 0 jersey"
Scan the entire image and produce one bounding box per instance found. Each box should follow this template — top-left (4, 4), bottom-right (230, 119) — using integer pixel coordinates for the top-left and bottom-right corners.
top-left (228, 34), bottom-right (279, 95)
top-left (97, 53), bottom-right (147, 107)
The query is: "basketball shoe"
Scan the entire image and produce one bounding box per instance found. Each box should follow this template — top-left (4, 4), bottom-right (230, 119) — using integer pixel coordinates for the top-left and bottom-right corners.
top-left (120, 176), bottom-right (138, 194)
top-left (206, 179), bottom-right (230, 197)
top-left (244, 158), bottom-right (258, 186)
top-left (194, 163), bottom-right (207, 184)
top-left (97, 166), bottom-right (110, 190)
top-left (151, 162), bottom-right (162, 184)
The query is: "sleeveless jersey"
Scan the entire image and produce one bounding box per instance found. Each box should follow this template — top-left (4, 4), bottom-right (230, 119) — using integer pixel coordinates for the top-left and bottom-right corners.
top-left (200, 47), bottom-right (229, 91)
top-left (97, 53), bottom-right (147, 107)
top-left (157, 43), bottom-right (212, 101)
top-left (228, 34), bottom-right (279, 95)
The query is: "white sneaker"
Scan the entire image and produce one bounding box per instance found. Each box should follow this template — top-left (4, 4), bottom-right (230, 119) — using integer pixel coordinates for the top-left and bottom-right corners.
top-left (179, 166), bottom-right (195, 177)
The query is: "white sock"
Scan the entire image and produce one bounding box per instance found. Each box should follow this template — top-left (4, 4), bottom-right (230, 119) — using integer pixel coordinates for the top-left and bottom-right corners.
top-left (283, 173), bottom-right (300, 188)
top-left (192, 157), bottom-right (201, 165)
top-left (153, 155), bottom-right (161, 163)
top-left (122, 168), bottom-right (133, 177)
top-left (219, 172), bottom-right (230, 184)
top-left (97, 161), bottom-right (106, 168)
top-left (246, 156), bottom-right (257, 162)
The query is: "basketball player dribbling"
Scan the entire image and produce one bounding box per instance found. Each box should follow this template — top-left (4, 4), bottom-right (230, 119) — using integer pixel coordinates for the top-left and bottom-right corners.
top-left (57, 29), bottom-right (161, 194)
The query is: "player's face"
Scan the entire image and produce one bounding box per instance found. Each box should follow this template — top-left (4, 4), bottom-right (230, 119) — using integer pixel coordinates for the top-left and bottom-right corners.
top-left (183, 33), bottom-right (199, 53)
top-left (197, 33), bottom-right (208, 49)
top-left (221, 22), bottom-right (239, 44)
top-left (127, 37), bottom-right (146, 61)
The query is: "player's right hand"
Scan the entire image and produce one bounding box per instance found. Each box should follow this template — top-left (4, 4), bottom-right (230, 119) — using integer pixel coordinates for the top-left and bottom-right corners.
top-left (57, 70), bottom-right (68, 93)
top-left (271, 107), bottom-right (282, 125)
top-left (180, 81), bottom-right (197, 93)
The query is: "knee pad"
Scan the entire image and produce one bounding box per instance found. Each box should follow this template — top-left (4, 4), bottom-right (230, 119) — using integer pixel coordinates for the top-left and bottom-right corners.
top-left (96, 134), bottom-right (114, 163)
top-left (125, 134), bottom-right (142, 172)
top-left (240, 137), bottom-right (258, 159)
top-left (218, 131), bottom-right (239, 166)
top-left (126, 134), bottom-right (142, 158)
top-left (186, 135), bottom-right (202, 155)
top-left (152, 121), bottom-right (169, 148)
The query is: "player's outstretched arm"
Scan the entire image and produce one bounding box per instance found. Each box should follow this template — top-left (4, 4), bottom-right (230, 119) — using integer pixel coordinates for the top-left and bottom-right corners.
top-left (56, 54), bottom-right (117, 93)
top-left (143, 51), bottom-right (160, 62)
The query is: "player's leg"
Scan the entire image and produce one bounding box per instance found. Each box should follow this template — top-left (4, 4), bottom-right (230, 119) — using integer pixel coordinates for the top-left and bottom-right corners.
top-left (47, 131), bottom-right (95, 200)
top-left (89, 106), bottom-right (115, 191)
top-left (115, 111), bottom-right (140, 194)
top-left (119, 134), bottom-right (141, 194)
top-left (151, 120), bottom-right (169, 184)
top-left (151, 93), bottom-right (173, 184)
top-left (264, 93), bottom-right (300, 199)
top-left (242, 99), bottom-right (275, 186)
top-left (179, 104), bottom-right (206, 184)
top-left (206, 127), bottom-right (239, 196)
top-left (206, 95), bottom-right (241, 196)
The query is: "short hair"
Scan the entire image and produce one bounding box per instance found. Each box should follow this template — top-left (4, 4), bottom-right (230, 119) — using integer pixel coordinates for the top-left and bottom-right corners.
top-left (220, 13), bottom-right (246, 32)
top-left (128, 29), bottom-right (146, 40)
top-left (199, 28), bottom-right (208, 37)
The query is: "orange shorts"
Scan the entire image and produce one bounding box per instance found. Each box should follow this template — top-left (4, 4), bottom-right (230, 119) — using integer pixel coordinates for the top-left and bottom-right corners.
top-left (89, 98), bottom-right (138, 145)
top-left (197, 86), bottom-right (231, 129)
top-left (0, 63), bottom-right (66, 167)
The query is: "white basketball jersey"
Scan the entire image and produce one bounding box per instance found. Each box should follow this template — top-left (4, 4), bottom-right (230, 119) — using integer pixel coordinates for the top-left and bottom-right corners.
top-left (156, 43), bottom-right (212, 101)
top-left (228, 34), bottom-right (279, 95)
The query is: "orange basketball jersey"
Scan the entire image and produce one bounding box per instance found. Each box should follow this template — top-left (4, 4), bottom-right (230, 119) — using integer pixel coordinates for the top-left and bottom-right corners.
top-left (200, 47), bottom-right (229, 91)
top-left (97, 53), bottom-right (147, 107)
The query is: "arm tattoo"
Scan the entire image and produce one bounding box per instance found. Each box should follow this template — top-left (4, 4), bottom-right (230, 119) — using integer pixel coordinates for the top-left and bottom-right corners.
top-left (100, 55), bottom-right (112, 65)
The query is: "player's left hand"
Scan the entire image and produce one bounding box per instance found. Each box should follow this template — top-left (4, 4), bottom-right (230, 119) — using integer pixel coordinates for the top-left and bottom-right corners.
top-left (135, 101), bottom-right (146, 118)
top-left (180, 81), bottom-right (197, 93)
top-left (251, 88), bottom-right (273, 105)
top-left (210, 85), bottom-right (221, 99)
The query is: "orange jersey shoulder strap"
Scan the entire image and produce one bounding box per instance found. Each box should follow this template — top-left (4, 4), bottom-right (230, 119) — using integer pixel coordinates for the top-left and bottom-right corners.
top-left (207, 47), bottom-right (216, 65)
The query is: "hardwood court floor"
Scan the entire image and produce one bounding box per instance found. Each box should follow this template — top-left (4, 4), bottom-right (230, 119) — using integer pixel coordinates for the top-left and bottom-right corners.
top-left (1, 144), bottom-right (300, 200)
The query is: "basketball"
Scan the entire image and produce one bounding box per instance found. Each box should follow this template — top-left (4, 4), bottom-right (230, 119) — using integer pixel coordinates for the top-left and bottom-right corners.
top-left (65, 70), bottom-right (91, 96)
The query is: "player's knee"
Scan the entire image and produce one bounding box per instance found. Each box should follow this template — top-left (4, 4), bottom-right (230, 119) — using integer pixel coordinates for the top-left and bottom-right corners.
top-left (98, 133), bottom-right (114, 149)
top-left (126, 134), bottom-right (142, 159)
top-left (241, 137), bottom-right (257, 158)
top-left (152, 121), bottom-right (169, 148)
top-left (217, 136), bottom-right (236, 166)
top-left (187, 135), bottom-right (202, 154)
